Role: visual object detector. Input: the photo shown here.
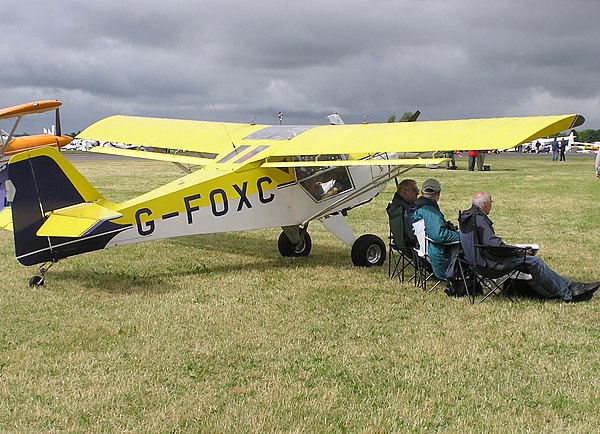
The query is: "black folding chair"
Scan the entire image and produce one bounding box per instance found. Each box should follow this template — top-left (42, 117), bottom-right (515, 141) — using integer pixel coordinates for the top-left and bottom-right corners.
top-left (387, 204), bottom-right (416, 283)
top-left (448, 248), bottom-right (477, 304)
top-left (458, 210), bottom-right (527, 303)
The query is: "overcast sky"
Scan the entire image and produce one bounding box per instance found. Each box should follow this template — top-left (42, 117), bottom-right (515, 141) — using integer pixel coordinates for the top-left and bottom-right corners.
top-left (3, 0), bottom-right (600, 135)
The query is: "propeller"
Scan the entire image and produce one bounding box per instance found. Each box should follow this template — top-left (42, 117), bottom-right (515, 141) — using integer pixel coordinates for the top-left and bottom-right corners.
top-left (407, 110), bottom-right (421, 122)
top-left (55, 107), bottom-right (62, 136)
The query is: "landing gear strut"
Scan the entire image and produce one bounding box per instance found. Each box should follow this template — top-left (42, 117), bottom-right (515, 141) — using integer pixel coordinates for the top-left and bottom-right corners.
top-left (29, 261), bottom-right (55, 287)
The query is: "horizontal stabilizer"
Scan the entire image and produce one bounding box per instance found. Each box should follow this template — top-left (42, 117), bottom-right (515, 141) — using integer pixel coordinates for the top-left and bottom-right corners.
top-left (0, 207), bottom-right (13, 231)
top-left (89, 146), bottom-right (214, 165)
top-left (261, 157), bottom-right (449, 168)
top-left (37, 203), bottom-right (122, 238)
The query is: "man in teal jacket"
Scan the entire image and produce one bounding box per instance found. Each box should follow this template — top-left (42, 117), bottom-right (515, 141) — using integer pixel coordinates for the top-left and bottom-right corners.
top-left (411, 178), bottom-right (459, 280)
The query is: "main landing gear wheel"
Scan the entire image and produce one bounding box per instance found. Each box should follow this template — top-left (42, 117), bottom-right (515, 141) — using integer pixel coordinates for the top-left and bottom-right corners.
top-left (278, 229), bottom-right (312, 257)
top-left (351, 234), bottom-right (386, 267)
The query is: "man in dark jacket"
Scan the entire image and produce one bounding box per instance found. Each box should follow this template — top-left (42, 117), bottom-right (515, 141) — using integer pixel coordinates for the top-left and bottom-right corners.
top-left (386, 178), bottom-right (419, 245)
top-left (411, 179), bottom-right (459, 280)
top-left (551, 138), bottom-right (559, 161)
top-left (462, 191), bottom-right (599, 301)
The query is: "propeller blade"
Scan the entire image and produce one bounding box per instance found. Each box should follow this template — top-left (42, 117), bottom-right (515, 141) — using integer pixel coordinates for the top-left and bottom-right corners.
top-left (55, 107), bottom-right (62, 136)
top-left (407, 110), bottom-right (421, 122)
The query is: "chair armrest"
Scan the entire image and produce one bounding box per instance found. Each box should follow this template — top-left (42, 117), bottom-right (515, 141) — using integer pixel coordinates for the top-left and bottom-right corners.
top-left (426, 235), bottom-right (459, 246)
top-left (475, 244), bottom-right (528, 257)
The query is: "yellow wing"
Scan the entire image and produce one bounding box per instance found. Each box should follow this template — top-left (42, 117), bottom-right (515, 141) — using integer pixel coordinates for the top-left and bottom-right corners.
top-left (77, 115), bottom-right (266, 155)
top-left (265, 115), bottom-right (584, 157)
top-left (77, 113), bottom-right (584, 167)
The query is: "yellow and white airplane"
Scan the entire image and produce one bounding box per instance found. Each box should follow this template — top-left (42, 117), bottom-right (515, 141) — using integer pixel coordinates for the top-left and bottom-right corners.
top-left (2, 111), bottom-right (583, 285)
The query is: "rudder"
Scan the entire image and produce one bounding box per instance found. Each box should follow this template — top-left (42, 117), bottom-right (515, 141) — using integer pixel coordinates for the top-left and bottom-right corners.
top-left (8, 147), bottom-right (107, 265)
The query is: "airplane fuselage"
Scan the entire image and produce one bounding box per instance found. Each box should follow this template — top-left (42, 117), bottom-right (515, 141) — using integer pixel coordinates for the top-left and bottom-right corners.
top-left (105, 162), bottom-right (389, 248)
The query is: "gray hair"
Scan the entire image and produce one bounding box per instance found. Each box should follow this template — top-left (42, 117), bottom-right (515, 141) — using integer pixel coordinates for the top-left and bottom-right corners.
top-left (472, 191), bottom-right (491, 208)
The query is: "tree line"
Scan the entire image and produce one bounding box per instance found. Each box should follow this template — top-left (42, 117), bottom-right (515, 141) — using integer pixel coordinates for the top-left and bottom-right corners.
top-left (573, 129), bottom-right (600, 143)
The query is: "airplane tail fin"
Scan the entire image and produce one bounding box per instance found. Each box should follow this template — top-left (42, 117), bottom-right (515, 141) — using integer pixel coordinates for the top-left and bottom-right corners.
top-left (568, 130), bottom-right (576, 146)
top-left (8, 147), bottom-right (122, 265)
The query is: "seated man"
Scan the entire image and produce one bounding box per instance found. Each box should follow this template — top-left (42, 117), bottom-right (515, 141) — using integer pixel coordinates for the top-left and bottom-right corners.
top-left (463, 191), bottom-right (599, 301)
top-left (411, 178), bottom-right (459, 281)
top-left (386, 178), bottom-right (419, 246)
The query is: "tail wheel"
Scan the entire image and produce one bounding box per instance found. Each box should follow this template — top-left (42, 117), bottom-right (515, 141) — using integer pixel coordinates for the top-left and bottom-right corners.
top-left (278, 229), bottom-right (312, 257)
top-left (351, 234), bottom-right (386, 267)
top-left (29, 275), bottom-right (44, 287)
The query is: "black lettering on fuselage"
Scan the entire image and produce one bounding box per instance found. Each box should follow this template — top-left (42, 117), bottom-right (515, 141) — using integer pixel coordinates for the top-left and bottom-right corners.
top-left (210, 189), bottom-right (228, 216)
top-left (257, 177), bottom-right (274, 204)
top-left (184, 194), bottom-right (201, 224)
top-left (135, 177), bottom-right (276, 232)
top-left (135, 208), bottom-right (154, 236)
top-left (232, 181), bottom-right (252, 211)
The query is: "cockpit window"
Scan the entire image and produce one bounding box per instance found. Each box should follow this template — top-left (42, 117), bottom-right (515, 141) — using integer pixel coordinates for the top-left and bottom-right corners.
top-left (243, 125), bottom-right (315, 140)
top-left (295, 155), bottom-right (353, 201)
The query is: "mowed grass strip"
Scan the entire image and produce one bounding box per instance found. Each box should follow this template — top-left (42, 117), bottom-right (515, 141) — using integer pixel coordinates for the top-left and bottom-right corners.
top-left (0, 153), bottom-right (598, 432)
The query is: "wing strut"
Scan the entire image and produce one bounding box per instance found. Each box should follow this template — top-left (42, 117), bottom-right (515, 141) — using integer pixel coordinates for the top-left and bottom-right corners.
top-left (1, 117), bottom-right (22, 156)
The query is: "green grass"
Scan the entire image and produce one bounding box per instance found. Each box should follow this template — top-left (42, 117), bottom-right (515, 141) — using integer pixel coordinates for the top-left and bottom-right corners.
top-left (0, 153), bottom-right (598, 432)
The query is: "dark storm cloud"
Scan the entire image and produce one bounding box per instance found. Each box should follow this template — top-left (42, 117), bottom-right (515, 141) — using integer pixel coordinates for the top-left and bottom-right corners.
top-left (2, 0), bottom-right (599, 133)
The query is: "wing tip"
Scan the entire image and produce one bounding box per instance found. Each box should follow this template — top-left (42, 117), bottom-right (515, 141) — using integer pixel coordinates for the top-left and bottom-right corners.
top-left (572, 115), bottom-right (585, 129)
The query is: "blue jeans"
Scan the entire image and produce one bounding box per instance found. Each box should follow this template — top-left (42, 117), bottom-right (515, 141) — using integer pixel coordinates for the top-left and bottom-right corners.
top-left (494, 256), bottom-right (572, 300)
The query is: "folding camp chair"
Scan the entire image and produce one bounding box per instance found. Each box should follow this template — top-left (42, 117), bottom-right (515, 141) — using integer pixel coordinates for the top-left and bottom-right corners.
top-left (450, 251), bottom-right (476, 303)
top-left (412, 219), bottom-right (455, 292)
top-left (458, 210), bottom-right (527, 303)
top-left (387, 205), bottom-right (416, 282)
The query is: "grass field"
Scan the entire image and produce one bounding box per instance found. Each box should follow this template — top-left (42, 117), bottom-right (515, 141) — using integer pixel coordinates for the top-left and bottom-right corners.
top-left (0, 153), bottom-right (598, 432)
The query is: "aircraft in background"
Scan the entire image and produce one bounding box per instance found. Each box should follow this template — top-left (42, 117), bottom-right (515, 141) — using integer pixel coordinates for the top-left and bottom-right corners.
top-left (522, 130), bottom-right (599, 153)
top-left (0, 100), bottom-right (73, 210)
top-left (0, 100), bottom-right (73, 163)
top-left (1, 111), bottom-right (583, 286)
top-left (563, 131), bottom-right (600, 152)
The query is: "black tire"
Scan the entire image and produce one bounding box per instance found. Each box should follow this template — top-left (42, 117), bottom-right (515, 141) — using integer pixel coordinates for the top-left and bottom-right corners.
top-left (351, 234), bottom-right (386, 267)
top-left (278, 230), bottom-right (312, 257)
top-left (29, 275), bottom-right (44, 287)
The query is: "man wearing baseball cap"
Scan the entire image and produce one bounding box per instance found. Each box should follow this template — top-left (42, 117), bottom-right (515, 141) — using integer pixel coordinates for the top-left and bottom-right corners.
top-left (411, 178), bottom-right (459, 281)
